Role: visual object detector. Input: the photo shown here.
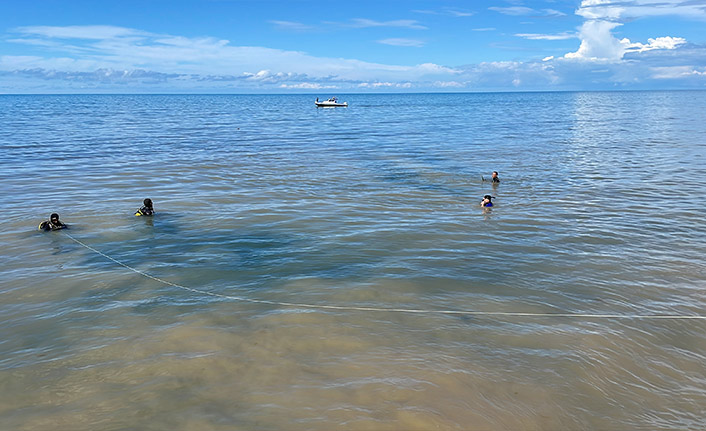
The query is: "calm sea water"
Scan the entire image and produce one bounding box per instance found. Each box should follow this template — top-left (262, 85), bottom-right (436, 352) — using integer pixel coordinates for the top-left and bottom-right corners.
top-left (1, 92), bottom-right (705, 430)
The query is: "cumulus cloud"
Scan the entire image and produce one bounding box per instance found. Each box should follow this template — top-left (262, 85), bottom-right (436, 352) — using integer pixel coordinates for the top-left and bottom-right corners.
top-left (241, 70), bottom-right (313, 83)
top-left (625, 36), bottom-right (687, 53)
top-left (564, 0), bottom-right (693, 61)
top-left (651, 66), bottom-right (706, 79)
top-left (432, 80), bottom-right (466, 88)
top-left (564, 30), bottom-right (686, 62)
top-left (565, 20), bottom-right (626, 60)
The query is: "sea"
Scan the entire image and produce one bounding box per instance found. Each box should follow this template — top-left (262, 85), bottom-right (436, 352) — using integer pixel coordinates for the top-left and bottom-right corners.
top-left (1, 92), bottom-right (705, 430)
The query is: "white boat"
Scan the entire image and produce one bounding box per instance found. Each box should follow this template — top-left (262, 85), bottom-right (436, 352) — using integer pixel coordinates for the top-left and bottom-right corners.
top-left (315, 97), bottom-right (348, 107)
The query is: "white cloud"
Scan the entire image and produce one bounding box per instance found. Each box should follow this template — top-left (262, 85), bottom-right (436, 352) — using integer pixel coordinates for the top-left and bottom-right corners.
top-left (432, 80), bottom-right (466, 88)
top-left (241, 70), bottom-right (309, 83)
top-left (489, 6), bottom-right (535, 16)
top-left (447, 9), bottom-right (475, 17)
top-left (2, 19), bottom-right (705, 93)
top-left (565, 20), bottom-right (626, 60)
top-left (0, 67), bottom-right (181, 84)
top-left (489, 7), bottom-right (567, 16)
top-left (543, 9), bottom-right (567, 17)
top-left (347, 19), bottom-right (427, 30)
top-left (358, 81), bottom-right (413, 88)
top-left (576, 0), bottom-right (706, 21)
top-left (269, 21), bottom-right (313, 32)
top-left (14, 25), bottom-right (145, 40)
top-left (564, 2), bottom-right (691, 61)
top-left (516, 32), bottom-right (577, 41)
top-left (1, 25), bottom-right (460, 90)
top-left (414, 63), bottom-right (461, 74)
top-left (625, 36), bottom-right (687, 53)
top-left (377, 38), bottom-right (425, 48)
top-left (651, 66), bottom-right (706, 79)
top-left (576, 0), bottom-right (624, 20)
top-left (413, 8), bottom-right (474, 17)
top-left (279, 82), bottom-right (338, 89)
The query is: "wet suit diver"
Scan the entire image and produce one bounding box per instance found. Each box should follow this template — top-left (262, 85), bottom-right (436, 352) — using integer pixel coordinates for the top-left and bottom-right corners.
top-left (38, 213), bottom-right (67, 231)
top-left (135, 198), bottom-right (154, 216)
top-left (481, 171), bottom-right (500, 183)
top-left (481, 195), bottom-right (494, 207)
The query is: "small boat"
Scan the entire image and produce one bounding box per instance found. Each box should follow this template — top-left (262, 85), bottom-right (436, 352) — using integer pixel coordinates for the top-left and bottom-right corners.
top-left (315, 97), bottom-right (348, 107)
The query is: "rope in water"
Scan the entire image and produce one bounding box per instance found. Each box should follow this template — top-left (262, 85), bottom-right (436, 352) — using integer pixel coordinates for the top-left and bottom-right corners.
top-left (64, 232), bottom-right (706, 320)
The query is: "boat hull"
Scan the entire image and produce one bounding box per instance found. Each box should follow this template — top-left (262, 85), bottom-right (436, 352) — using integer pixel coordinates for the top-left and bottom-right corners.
top-left (315, 101), bottom-right (348, 107)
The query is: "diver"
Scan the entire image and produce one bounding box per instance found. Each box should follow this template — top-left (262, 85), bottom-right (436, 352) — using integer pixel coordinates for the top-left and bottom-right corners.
top-left (480, 195), bottom-right (494, 207)
top-left (135, 198), bottom-right (154, 216)
top-left (481, 171), bottom-right (500, 183)
top-left (38, 213), bottom-right (67, 231)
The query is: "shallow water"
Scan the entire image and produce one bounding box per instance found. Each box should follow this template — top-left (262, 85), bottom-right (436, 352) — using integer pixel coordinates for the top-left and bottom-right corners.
top-left (1, 92), bottom-right (706, 430)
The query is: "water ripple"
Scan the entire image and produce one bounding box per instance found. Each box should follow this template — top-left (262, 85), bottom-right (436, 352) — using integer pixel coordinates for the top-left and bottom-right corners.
top-left (2, 92), bottom-right (706, 430)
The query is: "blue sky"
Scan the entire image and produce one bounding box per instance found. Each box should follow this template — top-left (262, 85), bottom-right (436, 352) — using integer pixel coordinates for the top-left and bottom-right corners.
top-left (1, 0), bottom-right (705, 93)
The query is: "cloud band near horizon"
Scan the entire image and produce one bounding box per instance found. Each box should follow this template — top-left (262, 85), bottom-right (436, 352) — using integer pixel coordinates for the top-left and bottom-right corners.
top-left (1, 0), bottom-right (706, 94)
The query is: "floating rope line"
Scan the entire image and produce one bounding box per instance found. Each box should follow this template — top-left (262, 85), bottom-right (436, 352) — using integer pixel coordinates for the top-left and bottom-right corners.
top-left (64, 232), bottom-right (706, 320)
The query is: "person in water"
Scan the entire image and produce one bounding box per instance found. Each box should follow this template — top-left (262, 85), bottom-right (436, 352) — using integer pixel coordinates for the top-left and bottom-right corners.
top-left (480, 195), bottom-right (494, 207)
top-left (135, 198), bottom-right (154, 216)
top-left (481, 171), bottom-right (500, 183)
top-left (38, 213), bottom-right (67, 231)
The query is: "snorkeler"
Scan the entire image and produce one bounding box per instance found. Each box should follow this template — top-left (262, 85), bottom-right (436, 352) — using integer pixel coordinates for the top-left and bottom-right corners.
top-left (481, 171), bottom-right (500, 183)
top-left (135, 198), bottom-right (154, 216)
top-left (38, 213), bottom-right (67, 231)
top-left (480, 195), bottom-right (494, 207)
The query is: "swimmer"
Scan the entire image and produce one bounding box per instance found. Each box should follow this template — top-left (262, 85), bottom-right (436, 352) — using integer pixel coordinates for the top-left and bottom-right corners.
top-left (38, 213), bottom-right (67, 231)
top-left (480, 195), bottom-right (494, 207)
top-left (481, 171), bottom-right (500, 183)
top-left (135, 198), bottom-right (154, 216)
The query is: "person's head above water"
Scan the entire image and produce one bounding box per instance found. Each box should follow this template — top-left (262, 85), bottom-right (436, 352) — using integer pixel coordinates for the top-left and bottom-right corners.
top-left (135, 198), bottom-right (155, 216)
top-left (492, 171), bottom-right (498, 178)
top-left (39, 212), bottom-right (66, 230)
top-left (481, 195), bottom-right (494, 207)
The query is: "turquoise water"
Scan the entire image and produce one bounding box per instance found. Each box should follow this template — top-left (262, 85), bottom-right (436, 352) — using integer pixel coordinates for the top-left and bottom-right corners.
top-left (1, 92), bottom-right (705, 430)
